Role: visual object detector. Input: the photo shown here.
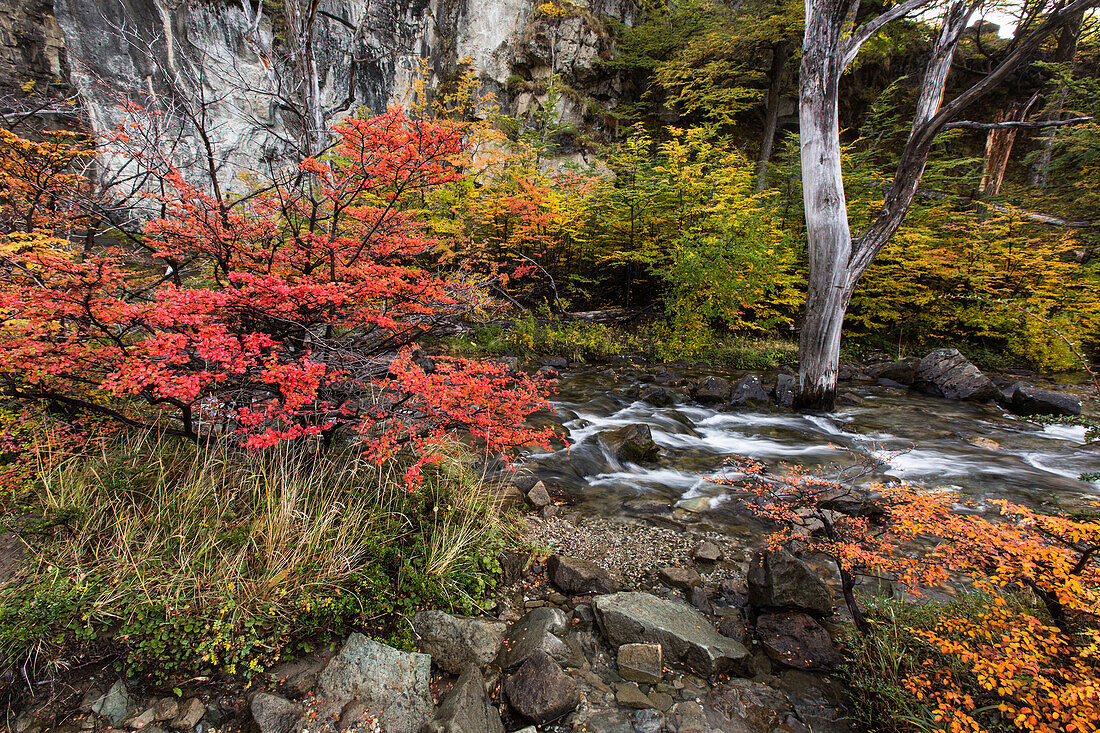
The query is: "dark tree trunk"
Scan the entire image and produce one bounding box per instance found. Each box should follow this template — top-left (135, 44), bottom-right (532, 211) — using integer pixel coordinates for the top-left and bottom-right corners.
top-left (755, 40), bottom-right (790, 193)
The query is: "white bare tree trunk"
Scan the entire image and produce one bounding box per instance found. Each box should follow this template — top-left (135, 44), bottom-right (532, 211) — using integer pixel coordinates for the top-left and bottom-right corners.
top-left (795, 0), bottom-right (1094, 410)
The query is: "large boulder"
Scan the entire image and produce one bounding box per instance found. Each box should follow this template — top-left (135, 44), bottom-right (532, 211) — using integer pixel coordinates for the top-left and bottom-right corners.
top-left (693, 376), bottom-right (732, 404)
top-left (316, 634), bottom-right (433, 733)
top-left (747, 549), bottom-right (834, 615)
top-left (412, 611), bottom-right (507, 675)
top-left (1009, 384), bottom-right (1082, 417)
top-left (755, 612), bottom-right (841, 670)
top-left (419, 665), bottom-right (505, 733)
top-left (914, 348), bottom-right (997, 401)
top-left (250, 693), bottom-right (301, 733)
top-left (866, 357), bottom-right (920, 386)
top-left (594, 592), bottom-right (751, 677)
top-left (599, 424), bottom-right (660, 463)
top-left (504, 650), bottom-right (582, 724)
top-left (547, 554), bottom-right (618, 596)
top-left (729, 376), bottom-right (771, 406)
top-left (495, 607), bottom-right (570, 669)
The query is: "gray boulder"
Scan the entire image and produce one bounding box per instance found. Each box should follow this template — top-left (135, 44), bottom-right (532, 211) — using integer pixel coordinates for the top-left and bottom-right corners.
top-left (316, 633), bottom-right (433, 733)
top-left (412, 611), bottom-right (507, 674)
top-left (748, 549), bottom-right (834, 615)
top-left (419, 665), bottom-right (504, 733)
top-left (527, 481), bottom-right (552, 507)
top-left (756, 612), bottom-right (841, 670)
top-left (1009, 384), bottom-right (1082, 416)
top-left (250, 693), bottom-right (301, 733)
top-left (547, 554), bottom-right (618, 596)
top-left (694, 376), bottom-right (732, 404)
top-left (729, 376), bottom-right (770, 406)
top-left (504, 650), bottom-right (582, 724)
top-left (495, 606), bottom-right (570, 669)
top-left (866, 357), bottom-right (920, 386)
top-left (599, 424), bottom-right (660, 463)
top-left (914, 348), bottom-right (997, 401)
top-left (594, 592), bottom-right (751, 677)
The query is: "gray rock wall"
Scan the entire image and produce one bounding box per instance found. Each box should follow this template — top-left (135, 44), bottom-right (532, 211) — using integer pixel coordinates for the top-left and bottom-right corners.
top-left (3, 0), bottom-right (635, 183)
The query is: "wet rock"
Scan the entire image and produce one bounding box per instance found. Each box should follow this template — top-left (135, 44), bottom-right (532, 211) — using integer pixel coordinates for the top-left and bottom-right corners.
top-left (914, 348), bottom-right (997, 401)
top-left (689, 585), bottom-right (712, 614)
top-left (316, 633), bottom-right (433, 733)
top-left (594, 592), bottom-right (751, 677)
top-left (527, 481), bottom-right (552, 507)
top-left (1009, 384), bottom-right (1082, 416)
top-left (648, 690), bottom-right (675, 712)
top-left (169, 698), bottom-right (204, 730)
top-left (547, 554), bottom-right (619, 595)
top-left (657, 566), bottom-right (702, 593)
top-left (540, 356), bottom-right (569, 369)
top-left (967, 436), bottom-right (1001, 451)
top-left (756, 612), bottom-right (842, 670)
top-left (716, 608), bottom-right (746, 643)
top-left (632, 708), bottom-right (665, 733)
top-left (496, 606), bottom-right (569, 669)
top-left (617, 642), bottom-right (663, 684)
top-left (504, 650), bottom-right (582, 724)
top-left (693, 541), bottom-right (723, 563)
top-left (600, 424), bottom-right (660, 463)
top-left (640, 385), bottom-right (675, 407)
top-left (667, 702), bottom-right (708, 733)
top-left (616, 682), bottom-right (654, 709)
top-left (866, 357), bottom-right (920, 386)
top-left (91, 681), bottom-right (133, 727)
top-left (693, 376), bottom-right (731, 404)
top-left (412, 610), bottom-right (507, 674)
top-left (776, 670), bottom-right (851, 733)
top-left (835, 391), bottom-right (864, 406)
top-left (250, 693), bottom-right (301, 733)
top-left (419, 665), bottom-right (504, 733)
top-left (729, 375), bottom-right (770, 406)
top-left (774, 374), bottom-right (796, 407)
top-left (704, 679), bottom-right (794, 732)
top-left (718, 579), bottom-right (748, 607)
top-left (748, 549), bottom-right (834, 615)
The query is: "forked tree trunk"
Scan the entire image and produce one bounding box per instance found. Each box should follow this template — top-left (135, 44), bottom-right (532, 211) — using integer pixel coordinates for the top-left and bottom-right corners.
top-left (795, 0), bottom-right (855, 409)
top-left (756, 40), bottom-right (790, 193)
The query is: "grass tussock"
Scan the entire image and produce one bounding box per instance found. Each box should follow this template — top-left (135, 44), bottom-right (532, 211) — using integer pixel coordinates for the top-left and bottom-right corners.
top-left (0, 434), bottom-right (512, 689)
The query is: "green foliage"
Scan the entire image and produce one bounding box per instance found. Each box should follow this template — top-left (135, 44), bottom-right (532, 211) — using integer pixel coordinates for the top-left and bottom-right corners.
top-left (0, 436), bottom-right (511, 684)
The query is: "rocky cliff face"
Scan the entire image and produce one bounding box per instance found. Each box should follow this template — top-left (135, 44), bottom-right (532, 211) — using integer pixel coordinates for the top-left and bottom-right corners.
top-left (1, 0), bottom-right (634, 182)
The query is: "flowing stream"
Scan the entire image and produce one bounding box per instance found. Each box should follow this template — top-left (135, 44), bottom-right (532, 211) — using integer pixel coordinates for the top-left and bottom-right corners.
top-left (518, 366), bottom-right (1099, 542)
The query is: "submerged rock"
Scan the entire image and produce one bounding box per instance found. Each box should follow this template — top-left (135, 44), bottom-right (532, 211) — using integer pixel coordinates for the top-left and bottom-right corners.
top-left (914, 348), bottom-right (997, 401)
top-left (748, 549), bottom-right (834, 615)
top-left (504, 650), bottom-right (582, 724)
top-left (594, 592), bottom-right (751, 677)
top-left (704, 679), bottom-right (797, 733)
top-left (412, 611), bottom-right (507, 674)
top-left (600, 423), bottom-right (660, 463)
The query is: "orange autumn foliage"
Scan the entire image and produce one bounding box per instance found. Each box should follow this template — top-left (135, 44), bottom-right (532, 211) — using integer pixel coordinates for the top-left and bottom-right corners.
top-left (723, 455), bottom-right (1100, 732)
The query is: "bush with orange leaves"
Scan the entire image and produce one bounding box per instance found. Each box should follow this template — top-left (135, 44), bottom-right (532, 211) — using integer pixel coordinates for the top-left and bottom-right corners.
top-left (720, 454), bottom-right (1100, 733)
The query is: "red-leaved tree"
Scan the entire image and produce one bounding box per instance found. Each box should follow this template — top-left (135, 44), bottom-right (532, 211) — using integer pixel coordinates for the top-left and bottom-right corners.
top-left (0, 109), bottom-right (554, 485)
